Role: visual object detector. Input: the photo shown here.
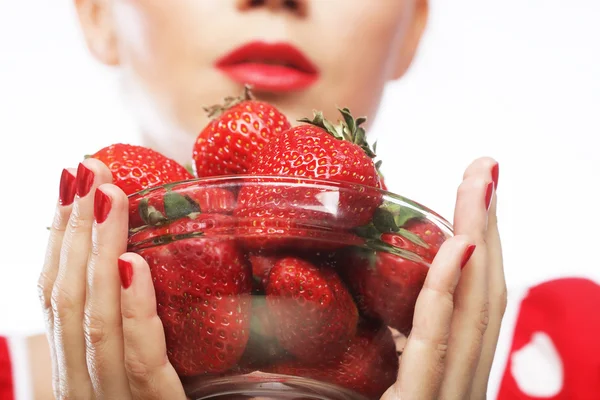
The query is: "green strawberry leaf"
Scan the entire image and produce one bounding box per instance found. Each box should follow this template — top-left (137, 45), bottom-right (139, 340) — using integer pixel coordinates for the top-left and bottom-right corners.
top-left (373, 204), bottom-right (423, 233)
top-left (163, 192), bottom-right (200, 221)
top-left (353, 223), bottom-right (382, 240)
top-left (138, 198), bottom-right (168, 227)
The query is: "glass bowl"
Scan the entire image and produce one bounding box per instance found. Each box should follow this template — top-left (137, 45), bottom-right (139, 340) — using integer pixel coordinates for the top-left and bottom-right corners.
top-left (127, 175), bottom-right (453, 400)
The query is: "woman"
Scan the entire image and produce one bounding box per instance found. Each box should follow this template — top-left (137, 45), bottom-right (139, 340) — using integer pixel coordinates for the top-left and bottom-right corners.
top-left (3, 0), bottom-right (506, 399)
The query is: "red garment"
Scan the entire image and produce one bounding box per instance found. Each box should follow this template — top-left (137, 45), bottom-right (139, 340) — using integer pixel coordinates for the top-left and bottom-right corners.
top-left (497, 278), bottom-right (600, 399)
top-left (0, 336), bottom-right (14, 400)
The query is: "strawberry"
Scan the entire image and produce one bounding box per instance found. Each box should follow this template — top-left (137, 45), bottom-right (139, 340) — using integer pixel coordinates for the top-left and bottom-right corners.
top-left (235, 108), bottom-right (381, 249)
top-left (90, 143), bottom-right (193, 196)
top-left (193, 86), bottom-right (291, 178)
top-left (379, 219), bottom-right (446, 263)
top-left (340, 242), bottom-right (429, 336)
top-left (265, 257), bottom-right (358, 363)
top-left (130, 214), bottom-right (252, 376)
top-left (371, 198), bottom-right (449, 263)
top-left (128, 182), bottom-right (236, 230)
top-left (402, 218), bottom-right (446, 262)
top-left (248, 253), bottom-right (278, 292)
top-left (268, 325), bottom-right (399, 399)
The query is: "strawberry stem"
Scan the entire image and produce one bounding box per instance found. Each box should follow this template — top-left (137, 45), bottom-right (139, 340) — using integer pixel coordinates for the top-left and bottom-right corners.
top-left (298, 108), bottom-right (380, 162)
top-left (203, 85), bottom-right (255, 119)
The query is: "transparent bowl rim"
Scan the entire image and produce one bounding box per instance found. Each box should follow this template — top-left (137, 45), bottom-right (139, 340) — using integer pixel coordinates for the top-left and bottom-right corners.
top-left (127, 174), bottom-right (453, 233)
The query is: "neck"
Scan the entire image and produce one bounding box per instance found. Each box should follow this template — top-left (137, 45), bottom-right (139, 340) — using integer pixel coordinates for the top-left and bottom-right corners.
top-left (140, 130), bottom-right (196, 169)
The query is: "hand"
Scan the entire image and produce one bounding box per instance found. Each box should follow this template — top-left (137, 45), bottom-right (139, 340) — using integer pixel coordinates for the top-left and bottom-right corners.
top-left (38, 159), bottom-right (187, 399)
top-left (383, 157), bottom-right (506, 400)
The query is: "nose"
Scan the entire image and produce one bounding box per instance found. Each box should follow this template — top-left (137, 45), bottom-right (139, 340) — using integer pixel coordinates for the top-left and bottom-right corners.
top-left (236, 0), bottom-right (308, 17)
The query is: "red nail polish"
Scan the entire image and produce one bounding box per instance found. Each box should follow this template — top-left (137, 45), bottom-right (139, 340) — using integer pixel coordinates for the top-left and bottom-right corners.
top-left (485, 182), bottom-right (494, 210)
top-left (118, 258), bottom-right (133, 289)
top-left (491, 163), bottom-right (500, 189)
top-left (59, 169), bottom-right (77, 206)
top-left (76, 163), bottom-right (95, 198)
top-left (94, 188), bottom-right (112, 224)
top-left (461, 244), bottom-right (476, 269)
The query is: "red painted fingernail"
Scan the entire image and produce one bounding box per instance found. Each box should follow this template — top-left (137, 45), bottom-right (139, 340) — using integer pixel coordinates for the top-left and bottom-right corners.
top-left (461, 244), bottom-right (476, 269)
top-left (59, 169), bottom-right (77, 206)
top-left (94, 188), bottom-right (112, 224)
top-left (485, 182), bottom-right (494, 210)
top-left (118, 258), bottom-right (133, 289)
top-left (76, 163), bottom-right (95, 197)
top-left (491, 163), bottom-right (500, 190)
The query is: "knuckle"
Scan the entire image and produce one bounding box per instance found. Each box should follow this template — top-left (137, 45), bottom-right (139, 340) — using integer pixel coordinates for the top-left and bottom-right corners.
top-left (424, 280), bottom-right (457, 303)
top-left (435, 342), bottom-right (449, 365)
top-left (89, 240), bottom-right (102, 262)
top-left (125, 355), bottom-right (152, 383)
top-left (496, 285), bottom-right (508, 317)
top-left (411, 326), bottom-right (450, 364)
top-left (51, 285), bottom-right (77, 323)
top-left (67, 206), bottom-right (92, 232)
top-left (475, 300), bottom-right (490, 337)
top-left (83, 309), bottom-right (107, 348)
top-left (51, 208), bottom-right (71, 231)
top-left (37, 272), bottom-right (55, 311)
top-left (121, 305), bottom-right (137, 321)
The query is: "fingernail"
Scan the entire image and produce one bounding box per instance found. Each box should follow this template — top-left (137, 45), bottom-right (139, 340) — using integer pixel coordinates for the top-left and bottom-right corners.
top-left (118, 258), bottom-right (133, 289)
top-left (491, 163), bottom-right (500, 189)
top-left (461, 244), bottom-right (477, 269)
top-left (94, 188), bottom-right (112, 224)
top-left (76, 163), bottom-right (95, 197)
top-left (59, 169), bottom-right (77, 206)
top-left (485, 182), bottom-right (494, 211)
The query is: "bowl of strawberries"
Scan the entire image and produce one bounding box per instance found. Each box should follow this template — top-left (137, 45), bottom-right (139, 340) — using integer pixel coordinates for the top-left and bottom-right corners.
top-left (90, 88), bottom-right (453, 400)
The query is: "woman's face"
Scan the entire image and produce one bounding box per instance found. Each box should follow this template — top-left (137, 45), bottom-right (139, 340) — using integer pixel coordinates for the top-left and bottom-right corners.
top-left (78, 0), bottom-right (426, 162)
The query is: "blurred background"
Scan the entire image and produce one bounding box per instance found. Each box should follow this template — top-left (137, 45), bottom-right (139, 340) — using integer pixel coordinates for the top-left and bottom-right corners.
top-left (0, 0), bottom-right (598, 397)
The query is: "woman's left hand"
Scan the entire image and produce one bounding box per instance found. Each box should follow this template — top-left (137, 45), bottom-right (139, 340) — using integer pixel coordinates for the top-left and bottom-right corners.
top-left (383, 157), bottom-right (506, 400)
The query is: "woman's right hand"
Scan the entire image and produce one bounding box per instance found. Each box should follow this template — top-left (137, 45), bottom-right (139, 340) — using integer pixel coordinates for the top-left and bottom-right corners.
top-left (37, 159), bottom-right (187, 399)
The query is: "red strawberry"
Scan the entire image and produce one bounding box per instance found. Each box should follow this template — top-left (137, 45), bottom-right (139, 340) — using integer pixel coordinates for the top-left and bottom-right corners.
top-left (90, 143), bottom-right (193, 195)
top-left (128, 182), bottom-right (237, 230)
top-left (129, 214), bottom-right (252, 376)
top-left (128, 212), bottom-right (236, 246)
top-left (235, 109), bottom-right (381, 249)
top-left (193, 86), bottom-right (291, 178)
top-left (266, 257), bottom-right (358, 363)
top-left (268, 325), bottom-right (399, 399)
top-left (372, 200), bottom-right (449, 264)
top-left (248, 253), bottom-right (278, 292)
top-left (340, 243), bottom-right (429, 336)
top-left (402, 218), bottom-right (446, 262)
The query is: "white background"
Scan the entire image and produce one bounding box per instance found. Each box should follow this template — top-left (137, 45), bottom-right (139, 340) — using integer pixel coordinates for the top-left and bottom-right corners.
top-left (0, 0), bottom-right (599, 395)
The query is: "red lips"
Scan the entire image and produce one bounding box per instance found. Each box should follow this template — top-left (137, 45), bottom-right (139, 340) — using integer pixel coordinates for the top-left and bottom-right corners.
top-left (215, 42), bottom-right (319, 92)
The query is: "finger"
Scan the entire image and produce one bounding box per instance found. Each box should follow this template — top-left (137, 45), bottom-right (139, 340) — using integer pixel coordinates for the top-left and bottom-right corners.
top-left (462, 157), bottom-right (499, 190)
top-left (84, 184), bottom-right (132, 398)
top-left (438, 163), bottom-right (494, 398)
top-left (51, 159), bottom-right (112, 397)
top-left (386, 236), bottom-right (476, 400)
top-left (38, 168), bottom-right (77, 398)
top-left (120, 253), bottom-right (187, 400)
top-left (472, 165), bottom-right (507, 397)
